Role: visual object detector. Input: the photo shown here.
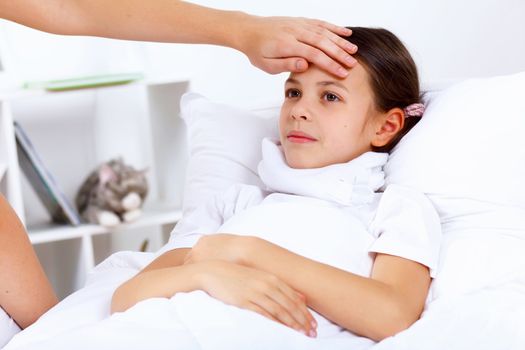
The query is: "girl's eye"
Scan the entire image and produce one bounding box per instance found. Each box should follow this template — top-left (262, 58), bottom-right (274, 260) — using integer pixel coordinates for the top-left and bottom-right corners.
top-left (323, 92), bottom-right (340, 102)
top-left (285, 88), bottom-right (301, 98)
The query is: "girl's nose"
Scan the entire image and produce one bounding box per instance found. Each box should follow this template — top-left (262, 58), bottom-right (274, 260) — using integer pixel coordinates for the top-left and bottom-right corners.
top-left (292, 113), bottom-right (309, 121)
top-left (290, 103), bottom-right (311, 121)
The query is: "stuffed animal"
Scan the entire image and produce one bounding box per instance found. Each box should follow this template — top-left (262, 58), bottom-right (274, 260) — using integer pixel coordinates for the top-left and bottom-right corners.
top-left (75, 158), bottom-right (148, 226)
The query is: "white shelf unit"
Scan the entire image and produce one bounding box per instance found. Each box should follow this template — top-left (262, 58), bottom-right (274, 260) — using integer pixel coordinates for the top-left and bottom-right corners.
top-left (0, 79), bottom-right (189, 299)
top-left (0, 162), bottom-right (6, 179)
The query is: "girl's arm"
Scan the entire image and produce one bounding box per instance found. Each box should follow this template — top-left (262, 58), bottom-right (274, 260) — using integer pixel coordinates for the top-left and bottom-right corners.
top-left (186, 234), bottom-right (431, 342)
top-left (111, 248), bottom-right (191, 313)
top-left (0, 195), bottom-right (58, 329)
top-left (111, 248), bottom-right (317, 336)
top-left (0, 0), bottom-right (356, 77)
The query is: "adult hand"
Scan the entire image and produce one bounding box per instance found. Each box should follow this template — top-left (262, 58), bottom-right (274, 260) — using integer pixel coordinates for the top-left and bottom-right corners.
top-left (0, 1), bottom-right (356, 78)
top-left (195, 260), bottom-right (317, 337)
top-left (237, 15), bottom-right (358, 78)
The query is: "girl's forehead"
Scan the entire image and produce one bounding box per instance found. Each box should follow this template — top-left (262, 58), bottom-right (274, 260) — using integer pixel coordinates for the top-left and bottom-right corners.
top-left (286, 64), bottom-right (369, 93)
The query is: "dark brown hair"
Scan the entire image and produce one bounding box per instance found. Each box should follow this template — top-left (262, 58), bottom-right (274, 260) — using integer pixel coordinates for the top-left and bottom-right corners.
top-left (345, 27), bottom-right (422, 152)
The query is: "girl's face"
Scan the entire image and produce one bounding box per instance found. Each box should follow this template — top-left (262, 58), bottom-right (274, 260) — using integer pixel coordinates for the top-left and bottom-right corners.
top-left (279, 64), bottom-right (380, 169)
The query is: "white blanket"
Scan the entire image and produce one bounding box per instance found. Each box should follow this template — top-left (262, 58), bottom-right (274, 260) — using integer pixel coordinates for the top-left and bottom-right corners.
top-left (5, 251), bottom-right (375, 350)
top-left (0, 308), bottom-right (20, 349)
top-left (5, 250), bottom-right (525, 350)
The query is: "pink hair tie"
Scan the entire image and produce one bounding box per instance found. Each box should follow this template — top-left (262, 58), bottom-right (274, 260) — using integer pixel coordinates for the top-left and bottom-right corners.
top-left (404, 103), bottom-right (425, 118)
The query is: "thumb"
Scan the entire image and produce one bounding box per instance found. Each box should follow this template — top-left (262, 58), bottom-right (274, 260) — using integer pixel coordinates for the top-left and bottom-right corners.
top-left (291, 58), bottom-right (309, 72)
top-left (259, 57), bottom-right (309, 74)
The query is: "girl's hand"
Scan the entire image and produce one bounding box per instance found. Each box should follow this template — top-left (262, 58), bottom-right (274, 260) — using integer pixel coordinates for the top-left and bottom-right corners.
top-left (184, 234), bottom-right (252, 265)
top-left (195, 260), bottom-right (317, 338)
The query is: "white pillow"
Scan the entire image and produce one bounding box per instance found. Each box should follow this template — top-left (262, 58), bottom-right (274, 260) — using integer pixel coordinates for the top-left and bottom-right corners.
top-left (386, 71), bottom-right (525, 208)
top-left (385, 71), bottom-right (525, 299)
top-left (180, 93), bottom-right (279, 215)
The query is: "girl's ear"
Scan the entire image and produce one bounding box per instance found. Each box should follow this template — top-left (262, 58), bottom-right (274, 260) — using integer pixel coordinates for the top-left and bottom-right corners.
top-left (371, 107), bottom-right (404, 148)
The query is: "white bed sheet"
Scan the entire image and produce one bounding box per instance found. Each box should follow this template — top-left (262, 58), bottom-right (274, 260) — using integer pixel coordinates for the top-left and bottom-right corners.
top-left (0, 307), bottom-right (20, 349)
top-left (4, 251), bottom-right (525, 350)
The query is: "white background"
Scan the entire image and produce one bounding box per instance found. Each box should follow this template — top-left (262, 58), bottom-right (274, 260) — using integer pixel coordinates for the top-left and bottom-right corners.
top-left (1, 0), bottom-right (525, 106)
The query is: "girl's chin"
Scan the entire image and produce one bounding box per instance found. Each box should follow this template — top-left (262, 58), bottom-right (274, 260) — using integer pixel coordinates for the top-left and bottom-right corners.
top-left (284, 156), bottom-right (320, 169)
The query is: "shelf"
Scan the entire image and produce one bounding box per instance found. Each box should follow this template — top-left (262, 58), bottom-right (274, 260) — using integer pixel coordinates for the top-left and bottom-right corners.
top-left (28, 206), bottom-right (182, 244)
top-left (0, 162), bottom-right (6, 181)
top-left (23, 73), bottom-right (144, 92)
top-left (0, 76), bottom-right (189, 102)
top-left (1, 70), bottom-right (190, 297)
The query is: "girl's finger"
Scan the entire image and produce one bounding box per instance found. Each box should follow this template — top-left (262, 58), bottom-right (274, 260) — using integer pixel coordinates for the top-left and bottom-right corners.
top-left (273, 283), bottom-right (317, 334)
top-left (252, 292), bottom-right (305, 334)
top-left (243, 301), bottom-right (280, 323)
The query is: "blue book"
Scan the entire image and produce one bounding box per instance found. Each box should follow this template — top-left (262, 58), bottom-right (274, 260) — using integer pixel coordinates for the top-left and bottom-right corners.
top-left (14, 122), bottom-right (82, 225)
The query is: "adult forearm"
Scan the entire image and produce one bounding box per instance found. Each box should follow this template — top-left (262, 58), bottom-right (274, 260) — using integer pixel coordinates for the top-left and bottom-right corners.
top-left (0, 0), bottom-right (357, 77)
top-left (240, 238), bottom-right (417, 341)
top-left (0, 0), bottom-right (246, 47)
top-left (0, 195), bottom-right (58, 329)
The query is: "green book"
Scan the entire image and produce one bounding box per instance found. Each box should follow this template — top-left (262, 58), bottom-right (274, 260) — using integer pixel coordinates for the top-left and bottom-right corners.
top-left (23, 72), bottom-right (144, 92)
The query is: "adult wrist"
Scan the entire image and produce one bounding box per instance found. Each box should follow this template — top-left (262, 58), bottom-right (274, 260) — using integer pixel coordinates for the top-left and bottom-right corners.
top-left (223, 11), bottom-right (259, 53)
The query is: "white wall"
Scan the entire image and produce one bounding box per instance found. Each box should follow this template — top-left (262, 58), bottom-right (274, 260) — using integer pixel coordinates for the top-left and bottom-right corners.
top-left (142, 0), bottom-right (525, 106)
top-left (1, 0), bottom-right (525, 107)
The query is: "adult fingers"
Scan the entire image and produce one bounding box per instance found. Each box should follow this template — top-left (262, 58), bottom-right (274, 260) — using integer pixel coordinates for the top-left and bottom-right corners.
top-left (288, 41), bottom-right (350, 78)
top-left (311, 25), bottom-right (359, 57)
top-left (312, 19), bottom-right (353, 38)
top-left (305, 19), bottom-right (358, 56)
top-left (300, 30), bottom-right (357, 72)
top-left (293, 20), bottom-right (358, 77)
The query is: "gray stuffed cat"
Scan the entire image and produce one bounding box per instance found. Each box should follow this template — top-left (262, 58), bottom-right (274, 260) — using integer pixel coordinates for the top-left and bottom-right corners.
top-left (76, 158), bottom-right (148, 227)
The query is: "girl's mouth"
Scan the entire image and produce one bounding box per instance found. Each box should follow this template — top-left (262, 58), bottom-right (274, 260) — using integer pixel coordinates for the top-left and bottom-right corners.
top-left (287, 131), bottom-right (318, 143)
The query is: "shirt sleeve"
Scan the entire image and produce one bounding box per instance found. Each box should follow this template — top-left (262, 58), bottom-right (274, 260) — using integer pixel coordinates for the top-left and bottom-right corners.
top-left (368, 184), bottom-right (442, 277)
top-left (157, 184), bottom-right (265, 254)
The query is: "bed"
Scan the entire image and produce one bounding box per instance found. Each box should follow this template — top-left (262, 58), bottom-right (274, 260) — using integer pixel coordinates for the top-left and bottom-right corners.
top-left (4, 71), bottom-right (525, 349)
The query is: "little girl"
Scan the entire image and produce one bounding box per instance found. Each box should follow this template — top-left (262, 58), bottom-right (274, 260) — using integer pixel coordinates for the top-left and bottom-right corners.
top-left (5, 27), bottom-right (440, 349)
top-left (112, 27), bottom-right (440, 341)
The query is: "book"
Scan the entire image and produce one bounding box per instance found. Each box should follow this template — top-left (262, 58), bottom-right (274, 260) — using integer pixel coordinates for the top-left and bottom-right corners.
top-left (14, 122), bottom-right (82, 225)
top-left (23, 72), bottom-right (144, 92)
